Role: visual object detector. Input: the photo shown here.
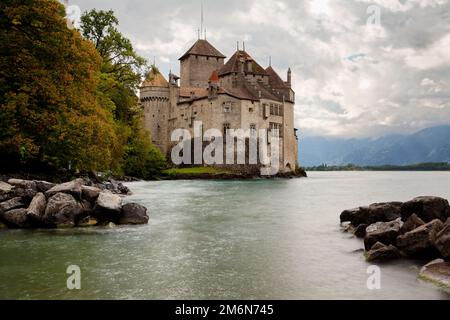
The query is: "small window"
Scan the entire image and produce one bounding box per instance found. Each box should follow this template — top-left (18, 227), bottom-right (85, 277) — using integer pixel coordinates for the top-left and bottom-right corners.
top-left (223, 123), bottom-right (231, 135)
top-left (223, 102), bottom-right (232, 113)
top-left (249, 107), bottom-right (254, 113)
top-left (250, 124), bottom-right (256, 133)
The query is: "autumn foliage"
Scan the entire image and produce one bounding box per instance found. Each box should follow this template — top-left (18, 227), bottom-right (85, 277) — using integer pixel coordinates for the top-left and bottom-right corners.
top-left (0, 0), bottom-right (165, 178)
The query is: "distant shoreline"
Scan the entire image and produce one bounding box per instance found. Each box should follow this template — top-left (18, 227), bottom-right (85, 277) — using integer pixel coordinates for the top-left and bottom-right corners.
top-left (305, 162), bottom-right (450, 171)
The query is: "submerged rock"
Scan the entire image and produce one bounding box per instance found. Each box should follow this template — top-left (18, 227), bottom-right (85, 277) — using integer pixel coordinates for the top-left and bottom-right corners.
top-left (401, 196), bottom-right (450, 223)
top-left (396, 219), bottom-right (443, 258)
top-left (119, 203), bottom-right (149, 225)
top-left (366, 242), bottom-right (402, 262)
top-left (364, 218), bottom-right (403, 250)
top-left (418, 259), bottom-right (450, 291)
top-left (354, 223), bottom-right (368, 238)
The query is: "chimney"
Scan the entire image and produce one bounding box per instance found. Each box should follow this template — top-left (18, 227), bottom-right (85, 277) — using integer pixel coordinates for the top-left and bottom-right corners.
top-left (287, 68), bottom-right (292, 87)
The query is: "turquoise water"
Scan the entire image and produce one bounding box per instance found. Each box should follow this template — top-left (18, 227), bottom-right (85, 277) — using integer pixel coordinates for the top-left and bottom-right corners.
top-left (0, 172), bottom-right (449, 299)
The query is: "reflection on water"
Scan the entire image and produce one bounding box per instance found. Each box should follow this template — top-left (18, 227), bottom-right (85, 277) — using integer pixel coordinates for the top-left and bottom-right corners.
top-left (1, 172), bottom-right (450, 299)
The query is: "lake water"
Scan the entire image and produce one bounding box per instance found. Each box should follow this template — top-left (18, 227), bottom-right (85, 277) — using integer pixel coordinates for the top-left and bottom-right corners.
top-left (1, 172), bottom-right (450, 299)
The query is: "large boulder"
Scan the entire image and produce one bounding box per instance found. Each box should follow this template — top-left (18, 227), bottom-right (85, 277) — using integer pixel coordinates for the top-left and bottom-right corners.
top-left (0, 197), bottom-right (25, 214)
top-left (93, 190), bottom-right (123, 222)
top-left (0, 208), bottom-right (31, 228)
top-left (400, 213), bottom-right (425, 234)
top-left (341, 202), bottom-right (402, 227)
top-left (44, 192), bottom-right (83, 227)
top-left (364, 218), bottom-right (403, 250)
top-left (34, 180), bottom-right (56, 193)
top-left (26, 192), bottom-right (47, 222)
top-left (366, 242), bottom-right (402, 262)
top-left (81, 185), bottom-right (101, 203)
top-left (396, 219), bottom-right (444, 258)
top-left (0, 181), bottom-right (13, 194)
top-left (7, 178), bottom-right (37, 190)
top-left (401, 196), bottom-right (450, 223)
top-left (118, 203), bottom-right (149, 225)
top-left (10, 187), bottom-right (37, 203)
top-left (434, 218), bottom-right (450, 259)
top-left (45, 178), bottom-right (84, 199)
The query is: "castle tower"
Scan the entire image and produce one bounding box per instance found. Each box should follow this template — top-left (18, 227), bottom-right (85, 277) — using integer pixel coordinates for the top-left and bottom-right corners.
top-left (140, 66), bottom-right (170, 154)
top-left (179, 39), bottom-right (226, 88)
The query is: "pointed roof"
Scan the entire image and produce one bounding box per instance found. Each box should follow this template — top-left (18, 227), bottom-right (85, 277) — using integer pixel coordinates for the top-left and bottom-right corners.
top-left (142, 66), bottom-right (169, 87)
top-left (265, 66), bottom-right (289, 89)
top-left (218, 50), bottom-right (267, 76)
top-left (179, 39), bottom-right (226, 60)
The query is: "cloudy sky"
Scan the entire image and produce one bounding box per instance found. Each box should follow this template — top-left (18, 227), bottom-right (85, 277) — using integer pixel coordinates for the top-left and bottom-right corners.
top-left (68, 0), bottom-right (450, 138)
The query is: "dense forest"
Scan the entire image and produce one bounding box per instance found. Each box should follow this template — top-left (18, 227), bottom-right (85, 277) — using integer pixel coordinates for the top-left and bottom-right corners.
top-left (0, 0), bottom-right (165, 179)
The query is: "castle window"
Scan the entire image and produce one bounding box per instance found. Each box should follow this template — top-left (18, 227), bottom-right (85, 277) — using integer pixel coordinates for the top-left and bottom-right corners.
top-left (223, 102), bottom-right (232, 113)
top-left (250, 124), bottom-right (256, 133)
top-left (249, 107), bottom-right (254, 113)
top-left (269, 122), bottom-right (282, 137)
top-left (223, 123), bottom-right (230, 135)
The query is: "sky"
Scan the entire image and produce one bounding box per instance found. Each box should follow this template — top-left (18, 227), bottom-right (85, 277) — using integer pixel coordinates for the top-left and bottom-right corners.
top-left (66, 0), bottom-right (450, 138)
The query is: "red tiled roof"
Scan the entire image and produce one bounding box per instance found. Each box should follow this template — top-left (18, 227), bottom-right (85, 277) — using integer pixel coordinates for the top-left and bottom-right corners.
top-left (265, 66), bottom-right (288, 89)
top-left (179, 39), bottom-right (226, 60)
top-left (218, 50), bottom-right (267, 76)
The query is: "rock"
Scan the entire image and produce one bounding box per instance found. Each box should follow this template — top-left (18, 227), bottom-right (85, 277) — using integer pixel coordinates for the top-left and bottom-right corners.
top-left (396, 219), bottom-right (444, 258)
top-left (0, 208), bottom-right (31, 228)
top-left (93, 190), bottom-right (123, 222)
top-left (45, 178), bottom-right (83, 199)
top-left (434, 218), bottom-right (450, 259)
top-left (7, 178), bottom-right (37, 190)
top-left (0, 181), bottom-right (13, 194)
top-left (354, 223), bottom-right (368, 238)
top-left (34, 180), bottom-right (56, 193)
top-left (364, 218), bottom-right (403, 250)
top-left (340, 202), bottom-right (402, 227)
top-left (117, 183), bottom-right (131, 195)
top-left (401, 196), bottom-right (450, 223)
top-left (26, 193), bottom-right (47, 222)
top-left (418, 259), bottom-right (450, 290)
top-left (118, 203), bottom-right (149, 225)
top-left (366, 242), bottom-right (402, 262)
top-left (401, 213), bottom-right (425, 234)
top-left (10, 187), bottom-right (37, 203)
top-left (77, 216), bottom-right (98, 227)
top-left (0, 197), bottom-right (25, 214)
top-left (340, 207), bottom-right (359, 223)
top-left (44, 192), bottom-right (82, 228)
top-left (81, 185), bottom-right (101, 203)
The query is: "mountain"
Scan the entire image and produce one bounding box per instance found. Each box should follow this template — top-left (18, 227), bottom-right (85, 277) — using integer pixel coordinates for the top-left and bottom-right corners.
top-left (299, 125), bottom-right (450, 167)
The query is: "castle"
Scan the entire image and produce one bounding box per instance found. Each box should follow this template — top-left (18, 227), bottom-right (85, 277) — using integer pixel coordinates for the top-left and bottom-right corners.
top-left (139, 38), bottom-right (298, 173)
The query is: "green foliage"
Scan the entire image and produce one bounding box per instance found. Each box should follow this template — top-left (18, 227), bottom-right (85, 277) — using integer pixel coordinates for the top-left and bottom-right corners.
top-left (0, 0), bottom-right (119, 172)
top-left (0, 1), bottom-right (165, 178)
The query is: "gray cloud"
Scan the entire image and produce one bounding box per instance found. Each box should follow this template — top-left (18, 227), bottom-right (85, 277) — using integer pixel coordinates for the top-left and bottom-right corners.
top-left (67, 0), bottom-right (450, 138)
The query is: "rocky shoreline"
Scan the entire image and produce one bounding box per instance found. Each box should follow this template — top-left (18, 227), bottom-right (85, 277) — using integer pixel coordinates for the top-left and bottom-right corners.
top-left (0, 178), bottom-right (149, 229)
top-left (340, 196), bottom-right (450, 291)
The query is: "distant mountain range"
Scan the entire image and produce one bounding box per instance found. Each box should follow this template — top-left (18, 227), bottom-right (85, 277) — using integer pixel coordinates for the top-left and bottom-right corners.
top-left (299, 125), bottom-right (450, 167)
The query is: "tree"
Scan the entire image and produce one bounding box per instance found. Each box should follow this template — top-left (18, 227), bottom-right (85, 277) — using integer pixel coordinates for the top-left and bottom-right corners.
top-left (0, 0), bottom-right (119, 172)
top-left (81, 9), bottom-right (166, 177)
